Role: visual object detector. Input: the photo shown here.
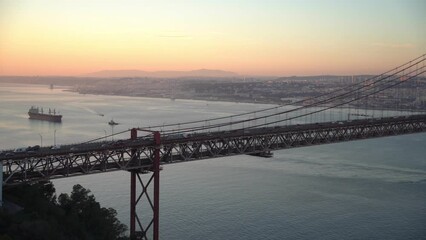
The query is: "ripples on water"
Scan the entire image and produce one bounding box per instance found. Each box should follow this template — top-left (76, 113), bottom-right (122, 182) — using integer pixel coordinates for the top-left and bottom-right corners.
top-left (1, 83), bottom-right (425, 239)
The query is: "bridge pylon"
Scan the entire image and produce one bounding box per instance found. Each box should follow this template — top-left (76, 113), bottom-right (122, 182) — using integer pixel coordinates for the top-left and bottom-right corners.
top-left (129, 128), bottom-right (160, 240)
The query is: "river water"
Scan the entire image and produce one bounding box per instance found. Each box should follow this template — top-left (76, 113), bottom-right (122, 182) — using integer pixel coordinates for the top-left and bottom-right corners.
top-left (1, 83), bottom-right (425, 239)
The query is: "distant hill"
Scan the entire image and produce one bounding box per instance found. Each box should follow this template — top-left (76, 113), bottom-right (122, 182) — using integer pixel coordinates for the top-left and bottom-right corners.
top-left (84, 69), bottom-right (238, 78)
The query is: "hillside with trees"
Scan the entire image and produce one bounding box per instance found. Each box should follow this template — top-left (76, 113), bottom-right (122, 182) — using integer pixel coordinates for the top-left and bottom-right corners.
top-left (0, 182), bottom-right (128, 240)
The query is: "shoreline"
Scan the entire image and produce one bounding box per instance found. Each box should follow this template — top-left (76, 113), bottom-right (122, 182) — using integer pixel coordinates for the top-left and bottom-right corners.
top-left (2, 81), bottom-right (424, 112)
top-left (66, 88), bottom-right (287, 106)
top-left (67, 89), bottom-right (426, 113)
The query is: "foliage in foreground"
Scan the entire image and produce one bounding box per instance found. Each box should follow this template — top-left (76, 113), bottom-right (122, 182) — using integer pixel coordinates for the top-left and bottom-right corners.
top-left (0, 182), bottom-right (128, 240)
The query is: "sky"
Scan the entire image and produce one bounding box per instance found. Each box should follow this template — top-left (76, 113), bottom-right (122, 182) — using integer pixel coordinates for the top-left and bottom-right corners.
top-left (0, 0), bottom-right (425, 76)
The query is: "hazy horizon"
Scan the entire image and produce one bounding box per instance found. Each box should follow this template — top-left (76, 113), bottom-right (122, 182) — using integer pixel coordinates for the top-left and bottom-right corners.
top-left (0, 68), bottom-right (390, 78)
top-left (1, 0), bottom-right (425, 76)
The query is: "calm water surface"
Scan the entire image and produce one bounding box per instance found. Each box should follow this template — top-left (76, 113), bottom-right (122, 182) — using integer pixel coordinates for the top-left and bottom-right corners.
top-left (1, 83), bottom-right (425, 239)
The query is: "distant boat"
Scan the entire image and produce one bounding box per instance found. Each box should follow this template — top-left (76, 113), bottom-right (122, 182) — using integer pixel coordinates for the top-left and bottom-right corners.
top-left (108, 119), bottom-right (119, 125)
top-left (49, 84), bottom-right (54, 89)
top-left (28, 106), bottom-right (62, 122)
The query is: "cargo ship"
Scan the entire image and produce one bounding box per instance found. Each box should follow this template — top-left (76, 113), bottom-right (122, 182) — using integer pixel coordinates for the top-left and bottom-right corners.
top-left (28, 106), bottom-right (62, 122)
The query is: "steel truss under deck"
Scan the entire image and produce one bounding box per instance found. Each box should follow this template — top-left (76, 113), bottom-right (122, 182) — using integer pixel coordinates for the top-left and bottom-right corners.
top-left (3, 115), bottom-right (426, 185)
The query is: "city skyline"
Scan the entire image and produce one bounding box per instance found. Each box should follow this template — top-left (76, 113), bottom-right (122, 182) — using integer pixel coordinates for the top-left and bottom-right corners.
top-left (1, 0), bottom-right (425, 76)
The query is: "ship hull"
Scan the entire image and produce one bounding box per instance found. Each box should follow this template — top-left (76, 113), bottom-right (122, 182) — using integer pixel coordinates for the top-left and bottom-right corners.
top-left (28, 112), bottom-right (62, 122)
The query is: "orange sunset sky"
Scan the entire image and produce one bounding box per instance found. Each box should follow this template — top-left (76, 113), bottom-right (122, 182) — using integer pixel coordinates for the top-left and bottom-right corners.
top-left (1, 0), bottom-right (425, 76)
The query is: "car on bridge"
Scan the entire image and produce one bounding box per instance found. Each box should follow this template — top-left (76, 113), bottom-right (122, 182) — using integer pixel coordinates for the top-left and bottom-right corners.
top-left (14, 147), bottom-right (27, 153)
top-left (0, 151), bottom-right (10, 159)
top-left (166, 133), bottom-right (188, 140)
top-left (110, 140), bottom-right (126, 147)
top-left (27, 145), bottom-right (40, 151)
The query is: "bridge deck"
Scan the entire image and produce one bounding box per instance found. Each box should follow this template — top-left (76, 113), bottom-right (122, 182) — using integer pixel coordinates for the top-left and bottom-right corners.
top-left (2, 114), bottom-right (426, 185)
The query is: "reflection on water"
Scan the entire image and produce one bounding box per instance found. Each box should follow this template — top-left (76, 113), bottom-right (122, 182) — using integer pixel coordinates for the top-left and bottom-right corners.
top-left (28, 119), bottom-right (62, 128)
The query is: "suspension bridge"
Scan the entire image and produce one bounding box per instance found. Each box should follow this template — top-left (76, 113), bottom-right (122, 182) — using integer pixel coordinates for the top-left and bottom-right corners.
top-left (1, 54), bottom-right (426, 239)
